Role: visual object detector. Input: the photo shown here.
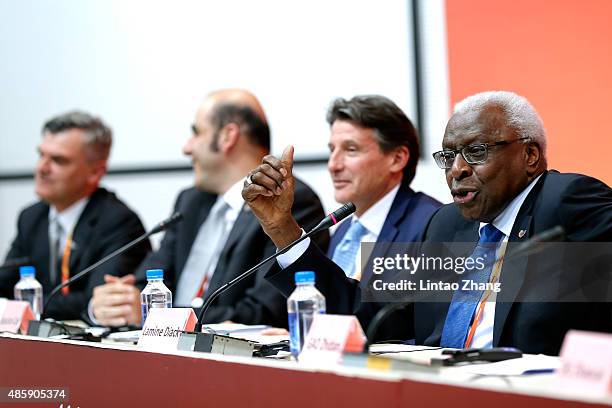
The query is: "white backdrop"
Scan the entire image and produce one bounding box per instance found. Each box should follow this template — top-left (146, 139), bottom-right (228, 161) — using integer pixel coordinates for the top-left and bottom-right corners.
top-left (0, 0), bottom-right (417, 172)
top-left (0, 0), bottom-right (453, 258)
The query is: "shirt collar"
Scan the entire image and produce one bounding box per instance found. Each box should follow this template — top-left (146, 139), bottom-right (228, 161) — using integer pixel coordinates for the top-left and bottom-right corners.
top-left (49, 197), bottom-right (90, 233)
top-left (353, 183), bottom-right (401, 238)
top-left (212, 178), bottom-right (246, 222)
top-left (479, 174), bottom-right (543, 238)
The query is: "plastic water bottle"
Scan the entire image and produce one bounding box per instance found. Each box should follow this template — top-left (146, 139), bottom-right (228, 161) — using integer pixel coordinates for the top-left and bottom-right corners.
top-left (14, 266), bottom-right (43, 320)
top-left (140, 269), bottom-right (172, 325)
top-left (287, 271), bottom-right (326, 359)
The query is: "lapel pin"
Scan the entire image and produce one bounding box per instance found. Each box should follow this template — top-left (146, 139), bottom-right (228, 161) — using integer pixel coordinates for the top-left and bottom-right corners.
top-left (518, 230), bottom-right (526, 238)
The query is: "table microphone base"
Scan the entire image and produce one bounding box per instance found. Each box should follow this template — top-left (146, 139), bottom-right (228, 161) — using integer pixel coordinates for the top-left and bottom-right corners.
top-left (27, 319), bottom-right (85, 338)
top-left (178, 331), bottom-right (255, 357)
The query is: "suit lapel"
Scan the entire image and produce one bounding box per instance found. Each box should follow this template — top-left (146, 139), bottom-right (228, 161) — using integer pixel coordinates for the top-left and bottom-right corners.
top-left (358, 184), bottom-right (414, 283)
top-left (377, 183), bottom-right (414, 244)
top-left (35, 208), bottom-right (52, 288)
top-left (222, 205), bottom-right (253, 255)
top-left (68, 192), bottom-right (103, 273)
top-left (492, 173), bottom-right (548, 346)
top-left (205, 207), bottom-right (258, 295)
top-left (493, 214), bottom-right (532, 346)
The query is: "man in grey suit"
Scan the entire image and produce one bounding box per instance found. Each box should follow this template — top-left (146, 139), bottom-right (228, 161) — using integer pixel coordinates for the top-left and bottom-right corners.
top-left (90, 89), bottom-right (328, 327)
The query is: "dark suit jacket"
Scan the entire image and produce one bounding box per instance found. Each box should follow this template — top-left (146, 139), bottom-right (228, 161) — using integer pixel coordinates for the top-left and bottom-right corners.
top-left (135, 178), bottom-right (328, 328)
top-left (268, 172), bottom-right (612, 355)
top-left (2, 188), bottom-right (151, 320)
top-left (416, 171), bottom-right (612, 355)
top-left (268, 182), bottom-right (441, 340)
top-left (327, 183), bottom-right (442, 256)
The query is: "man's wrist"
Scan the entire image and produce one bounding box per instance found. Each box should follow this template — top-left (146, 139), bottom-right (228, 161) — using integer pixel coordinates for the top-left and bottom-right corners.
top-left (87, 299), bottom-right (100, 326)
top-left (263, 216), bottom-right (302, 249)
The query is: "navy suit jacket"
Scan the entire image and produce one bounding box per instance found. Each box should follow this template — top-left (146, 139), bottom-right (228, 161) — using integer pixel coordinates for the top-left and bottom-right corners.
top-left (327, 182), bottom-right (442, 256)
top-left (269, 181), bottom-right (441, 340)
top-left (416, 171), bottom-right (612, 354)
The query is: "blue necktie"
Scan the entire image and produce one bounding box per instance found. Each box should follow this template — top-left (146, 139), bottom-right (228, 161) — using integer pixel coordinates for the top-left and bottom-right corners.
top-left (331, 220), bottom-right (369, 278)
top-left (441, 224), bottom-right (504, 348)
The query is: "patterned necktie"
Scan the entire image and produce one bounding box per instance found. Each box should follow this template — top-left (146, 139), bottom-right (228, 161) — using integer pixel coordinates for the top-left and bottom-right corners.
top-left (331, 220), bottom-right (369, 279)
top-left (49, 216), bottom-right (63, 285)
top-left (441, 224), bottom-right (504, 348)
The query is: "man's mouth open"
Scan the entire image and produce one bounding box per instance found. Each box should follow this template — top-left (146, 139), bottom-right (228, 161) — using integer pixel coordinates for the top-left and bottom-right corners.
top-left (453, 190), bottom-right (478, 205)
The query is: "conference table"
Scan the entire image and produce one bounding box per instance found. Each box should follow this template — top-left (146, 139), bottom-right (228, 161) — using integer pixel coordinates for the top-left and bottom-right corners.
top-left (0, 333), bottom-right (610, 407)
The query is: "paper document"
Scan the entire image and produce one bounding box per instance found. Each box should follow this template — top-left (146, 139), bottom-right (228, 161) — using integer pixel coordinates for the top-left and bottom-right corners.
top-left (107, 330), bottom-right (141, 343)
top-left (203, 323), bottom-right (270, 335)
top-left (369, 344), bottom-right (441, 354)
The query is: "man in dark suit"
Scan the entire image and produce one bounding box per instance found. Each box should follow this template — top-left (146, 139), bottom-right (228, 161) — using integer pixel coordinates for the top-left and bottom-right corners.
top-left (1, 111), bottom-right (150, 320)
top-left (243, 91), bottom-right (611, 355)
top-left (90, 89), bottom-right (328, 328)
top-left (243, 95), bottom-right (440, 339)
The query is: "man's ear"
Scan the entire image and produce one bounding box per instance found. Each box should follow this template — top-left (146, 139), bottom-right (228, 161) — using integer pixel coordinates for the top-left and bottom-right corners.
top-left (389, 146), bottom-right (410, 173)
top-left (525, 141), bottom-right (542, 175)
top-left (88, 160), bottom-right (107, 185)
top-left (218, 123), bottom-right (240, 153)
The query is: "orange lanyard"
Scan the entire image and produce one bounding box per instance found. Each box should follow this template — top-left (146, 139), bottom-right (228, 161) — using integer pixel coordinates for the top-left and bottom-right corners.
top-left (60, 232), bottom-right (73, 295)
top-left (464, 240), bottom-right (508, 348)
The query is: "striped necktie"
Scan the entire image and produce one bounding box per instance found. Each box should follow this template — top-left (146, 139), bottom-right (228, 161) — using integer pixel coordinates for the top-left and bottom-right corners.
top-left (441, 224), bottom-right (504, 348)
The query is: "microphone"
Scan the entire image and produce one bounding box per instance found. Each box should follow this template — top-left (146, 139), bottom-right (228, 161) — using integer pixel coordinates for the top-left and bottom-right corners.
top-left (149, 211), bottom-right (183, 234)
top-left (42, 212), bottom-right (183, 317)
top-left (308, 202), bottom-right (356, 235)
top-left (193, 203), bottom-right (356, 333)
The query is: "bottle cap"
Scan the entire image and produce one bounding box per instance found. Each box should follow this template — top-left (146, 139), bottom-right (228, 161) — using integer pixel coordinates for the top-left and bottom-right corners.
top-left (294, 271), bottom-right (315, 284)
top-left (146, 269), bottom-right (164, 280)
top-left (19, 265), bottom-right (36, 278)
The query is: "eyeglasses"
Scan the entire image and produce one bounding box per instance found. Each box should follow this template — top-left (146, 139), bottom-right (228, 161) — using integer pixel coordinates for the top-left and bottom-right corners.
top-left (432, 137), bottom-right (529, 169)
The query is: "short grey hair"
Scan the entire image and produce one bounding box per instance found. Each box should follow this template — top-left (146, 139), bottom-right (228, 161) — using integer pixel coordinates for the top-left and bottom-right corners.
top-left (42, 110), bottom-right (112, 161)
top-left (453, 91), bottom-right (547, 156)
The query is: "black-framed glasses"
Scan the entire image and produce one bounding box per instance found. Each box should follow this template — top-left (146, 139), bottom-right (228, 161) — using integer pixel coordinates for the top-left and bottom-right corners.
top-left (432, 137), bottom-right (529, 169)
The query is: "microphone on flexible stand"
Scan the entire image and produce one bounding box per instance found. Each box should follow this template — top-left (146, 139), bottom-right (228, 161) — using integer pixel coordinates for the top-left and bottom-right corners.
top-left (178, 203), bottom-right (356, 354)
top-left (28, 213), bottom-right (183, 338)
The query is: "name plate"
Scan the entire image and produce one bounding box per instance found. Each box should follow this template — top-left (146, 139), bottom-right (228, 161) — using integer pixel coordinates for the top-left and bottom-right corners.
top-left (556, 330), bottom-right (612, 396)
top-left (137, 308), bottom-right (197, 350)
top-left (0, 300), bottom-right (34, 334)
top-left (299, 314), bottom-right (365, 364)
